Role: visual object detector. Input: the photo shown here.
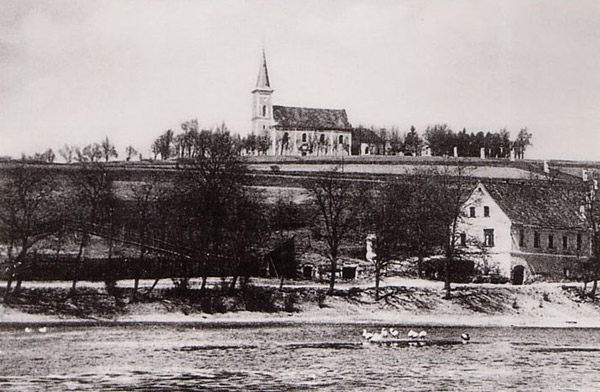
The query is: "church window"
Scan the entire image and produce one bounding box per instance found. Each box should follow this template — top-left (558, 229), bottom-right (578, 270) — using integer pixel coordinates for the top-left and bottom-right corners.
top-left (534, 232), bottom-right (540, 248)
top-left (262, 105), bottom-right (267, 117)
top-left (302, 133), bottom-right (307, 142)
top-left (577, 234), bottom-right (582, 250)
top-left (548, 234), bottom-right (554, 249)
top-left (563, 235), bottom-right (568, 249)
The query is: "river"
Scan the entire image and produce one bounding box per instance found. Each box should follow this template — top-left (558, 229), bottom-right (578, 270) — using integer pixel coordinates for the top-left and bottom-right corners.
top-left (1, 323), bottom-right (599, 391)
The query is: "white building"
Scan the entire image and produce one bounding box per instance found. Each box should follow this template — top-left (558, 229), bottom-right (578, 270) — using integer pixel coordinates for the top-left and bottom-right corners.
top-left (251, 51), bottom-right (353, 157)
top-left (457, 181), bottom-right (590, 284)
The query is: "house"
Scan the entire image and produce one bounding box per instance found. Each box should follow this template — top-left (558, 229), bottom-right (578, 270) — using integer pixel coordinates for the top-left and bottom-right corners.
top-left (456, 181), bottom-right (590, 284)
top-left (251, 51), bottom-right (352, 157)
top-left (351, 127), bottom-right (385, 156)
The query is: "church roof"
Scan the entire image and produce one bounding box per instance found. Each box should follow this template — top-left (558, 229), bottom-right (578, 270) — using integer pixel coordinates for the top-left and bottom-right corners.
top-left (480, 182), bottom-right (586, 230)
top-left (254, 50), bottom-right (272, 92)
top-left (272, 105), bottom-right (352, 130)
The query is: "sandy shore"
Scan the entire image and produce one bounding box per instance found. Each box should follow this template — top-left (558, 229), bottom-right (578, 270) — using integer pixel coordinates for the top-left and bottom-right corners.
top-left (1, 279), bottom-right (600, 329)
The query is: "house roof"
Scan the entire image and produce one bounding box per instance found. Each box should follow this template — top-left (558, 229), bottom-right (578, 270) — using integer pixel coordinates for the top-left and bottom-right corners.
top-left (272, 105), bottom-right (352, 130)
top-left (351, 128), bottom-right (384, 144)
top-left (481, 182), bottom-right (586, 229)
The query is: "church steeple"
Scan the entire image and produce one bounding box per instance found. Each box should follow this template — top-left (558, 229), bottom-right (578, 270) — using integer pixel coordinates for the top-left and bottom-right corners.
top-left (251, 49), bottom-right (274, 133)
top-left (253, 49), bottom-right (273, 92)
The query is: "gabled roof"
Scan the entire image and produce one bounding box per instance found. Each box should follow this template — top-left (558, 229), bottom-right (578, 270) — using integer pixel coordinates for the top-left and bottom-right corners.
top-left (272, 105), bottom-right (352, 130)
top-left (480, 182), bottom-right (586, 230)
top-left (351, 127), bottom-right (384, 144)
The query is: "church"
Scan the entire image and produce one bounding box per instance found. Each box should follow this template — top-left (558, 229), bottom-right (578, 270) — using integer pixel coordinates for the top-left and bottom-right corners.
top-left (251, 51), bottom-right (353, 157)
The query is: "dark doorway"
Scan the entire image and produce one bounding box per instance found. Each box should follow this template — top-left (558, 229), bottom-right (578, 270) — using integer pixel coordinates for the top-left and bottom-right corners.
top-left (342, 266), bottom-right (356, 280)
top-left (303, 265), bottom-right (313, 280)
top-left (512, 265), bottom-right (525, 285)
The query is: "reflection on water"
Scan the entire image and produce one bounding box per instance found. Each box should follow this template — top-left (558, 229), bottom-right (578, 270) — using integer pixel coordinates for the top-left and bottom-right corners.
top-left (1, 324), bottom-right (600, 391)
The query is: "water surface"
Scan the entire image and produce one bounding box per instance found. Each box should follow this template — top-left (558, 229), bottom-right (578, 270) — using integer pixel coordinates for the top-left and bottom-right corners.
top-left (1, 323), bottom-right (599, 391)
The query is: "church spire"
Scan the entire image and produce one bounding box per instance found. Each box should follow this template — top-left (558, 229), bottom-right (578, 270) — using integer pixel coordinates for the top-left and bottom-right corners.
top-left (255, 49), bottom-right (272, 91)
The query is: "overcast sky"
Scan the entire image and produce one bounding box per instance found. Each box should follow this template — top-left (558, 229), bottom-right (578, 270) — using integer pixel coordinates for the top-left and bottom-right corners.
top-left (1, 0), bottom-right (600, 160)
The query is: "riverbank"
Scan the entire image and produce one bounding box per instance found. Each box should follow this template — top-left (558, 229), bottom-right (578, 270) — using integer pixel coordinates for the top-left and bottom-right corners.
top-left (1, 279), bottom-right (600, 328)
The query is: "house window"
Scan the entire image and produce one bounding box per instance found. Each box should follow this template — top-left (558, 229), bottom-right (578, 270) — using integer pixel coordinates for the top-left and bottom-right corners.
top-left (469, 207), bottom-right (476, 218)
top-left (319, 134), bottom-right (325, 144)
top-left (577, 234), bottom-right (582, 250)
top-left (302, 133), bottom-right (307, 142)
top-left (534, 231), bottom-right (540, 248)
top-left (339, 135), bottom-right (344, 144)
top-left (548, 234), bottom-right (554, 249)
top-left (460, 233), bottom-right (467, 247)
top-left (519, 229), bottom-right (525, 247)
top-left (484, 229), bottom-right (494, 247)
top-left (484, 206), bottom-right (490, 217)
top-left (563, 236), bottom-right (568, 249)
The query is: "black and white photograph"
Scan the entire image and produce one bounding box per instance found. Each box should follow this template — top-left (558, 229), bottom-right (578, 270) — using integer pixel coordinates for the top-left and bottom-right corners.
top-left (1, 0), bottom-right (600, 390)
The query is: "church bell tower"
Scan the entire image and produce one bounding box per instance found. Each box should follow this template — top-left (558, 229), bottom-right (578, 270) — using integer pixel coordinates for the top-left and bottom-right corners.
top-left (251, 50), bottom-right (274, 134)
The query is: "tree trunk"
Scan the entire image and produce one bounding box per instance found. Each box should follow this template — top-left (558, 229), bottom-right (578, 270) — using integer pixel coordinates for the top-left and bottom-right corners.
top-left (443, 258), bottom-right (451, 299)
top-left (229, 275), bottom-right (239, 293)
top-left (279, 277), bottom-right (285, 291)
top-left (592, 280), bottom-right (598, 300)
top-left (328, 259), bottom-right (336, 294)
top-left (417, 254), bottom-right (424, 279)
top-left (15, 280), bottom-right (22, 292)
top-left (200, 276), bottom-right (207, 292)
top-left (147, 278), bottom-right (160, 294)
top-left (374, 266), bottom-right (381, 301)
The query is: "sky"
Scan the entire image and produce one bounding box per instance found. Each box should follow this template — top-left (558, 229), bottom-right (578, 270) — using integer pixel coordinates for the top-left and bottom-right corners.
top-left (1, 0), bottom-right (600, 161)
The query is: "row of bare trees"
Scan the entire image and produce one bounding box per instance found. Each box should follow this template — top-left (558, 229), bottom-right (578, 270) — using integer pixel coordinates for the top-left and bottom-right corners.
top-left (305, 165), bottom-right (477, 300)
top-left (0, 128), bottom-right (269, 297)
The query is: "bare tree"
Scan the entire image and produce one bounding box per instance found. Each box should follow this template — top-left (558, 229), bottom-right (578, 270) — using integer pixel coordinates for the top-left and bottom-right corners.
top-left (305, 168), bottom-right (365, 293)
top-left (129, 180), bottom-right (165, 293)
top-left (0, 165), bottom-right (62, 294)
top-left (125, 145), bottom-right (138, 161)
top-left (59, 144), bottom-right (76, 163)
top-left (100, 137), bottom-right (118, 162)
top-left (67, 162), bottom-right (114, 292)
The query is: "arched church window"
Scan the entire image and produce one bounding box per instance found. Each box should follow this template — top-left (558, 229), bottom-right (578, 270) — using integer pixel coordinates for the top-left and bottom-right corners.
top-left (302, 133), bottom-right (307, 142)
top-left (262, 105), bottom-right (267, 117)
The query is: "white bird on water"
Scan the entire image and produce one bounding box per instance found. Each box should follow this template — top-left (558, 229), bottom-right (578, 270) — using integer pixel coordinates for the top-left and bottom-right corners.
top-left (38, 327), bottom-right (47, 333)
top-left (389, 328), bottom-right (399, 338)
top-left (418, 331), bottom-right (427, 340)
top-left (361, 329), bottom-right (374, 340)
top-left (24, 327), bottom-right (33, 333)
top-left (407, 330), bottom-right (418, 339)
